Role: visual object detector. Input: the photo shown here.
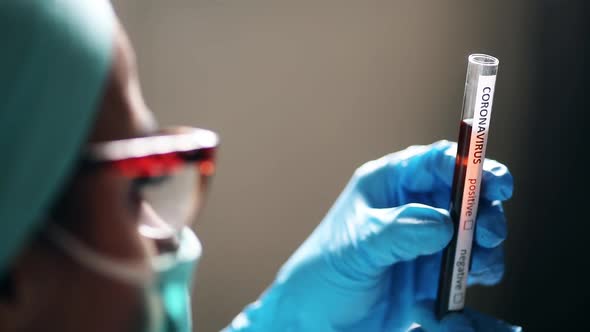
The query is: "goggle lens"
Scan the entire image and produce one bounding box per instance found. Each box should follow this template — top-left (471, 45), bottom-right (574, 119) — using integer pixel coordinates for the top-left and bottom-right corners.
top-left (83, 127), bottom-right (219, 240)
top-left (138, 163), bottom-right (202, 238)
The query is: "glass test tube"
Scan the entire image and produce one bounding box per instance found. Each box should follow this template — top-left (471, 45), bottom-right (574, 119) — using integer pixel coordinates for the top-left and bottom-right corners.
top-left (436, 54), bottom-right (499, 319)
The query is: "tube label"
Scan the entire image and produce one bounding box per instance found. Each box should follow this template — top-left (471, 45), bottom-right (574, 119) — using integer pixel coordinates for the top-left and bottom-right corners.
top-left (448, 74), bottom-right (497, 311)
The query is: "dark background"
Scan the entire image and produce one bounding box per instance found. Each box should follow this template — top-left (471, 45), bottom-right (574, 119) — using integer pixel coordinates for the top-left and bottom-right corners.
top-left (114, 1), bottom-right (587, 330)
top-left (479, 1), bottom-right (589, 330)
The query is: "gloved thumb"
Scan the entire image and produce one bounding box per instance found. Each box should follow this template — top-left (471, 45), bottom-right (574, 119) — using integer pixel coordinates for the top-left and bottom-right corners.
top-left (359, 203), bottom-right (453, 268)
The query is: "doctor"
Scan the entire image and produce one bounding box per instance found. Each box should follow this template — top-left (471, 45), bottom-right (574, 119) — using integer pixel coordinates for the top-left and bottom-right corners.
top-left (0, 1), bottom-right (519, 331)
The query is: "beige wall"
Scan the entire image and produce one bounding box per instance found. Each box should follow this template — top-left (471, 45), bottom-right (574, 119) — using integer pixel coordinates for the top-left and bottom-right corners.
top-left (113, 1), bottom-right (532, 330)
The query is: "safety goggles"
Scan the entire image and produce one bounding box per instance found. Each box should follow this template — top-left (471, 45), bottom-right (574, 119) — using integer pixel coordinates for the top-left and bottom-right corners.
top-left (81, 127), bottom-right (219, 241)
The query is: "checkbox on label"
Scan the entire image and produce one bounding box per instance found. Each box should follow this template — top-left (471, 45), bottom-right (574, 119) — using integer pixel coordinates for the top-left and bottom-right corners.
top-left (464, 219), bottom-right (474, 230)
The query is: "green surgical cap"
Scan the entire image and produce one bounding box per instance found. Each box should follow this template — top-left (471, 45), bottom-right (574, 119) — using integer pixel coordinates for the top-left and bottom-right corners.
top-left (0, 0), bottom-right (115, 273)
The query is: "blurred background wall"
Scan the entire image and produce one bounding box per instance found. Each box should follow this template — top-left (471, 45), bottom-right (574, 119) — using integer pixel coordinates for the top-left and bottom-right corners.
top-left (112, 1), bottom-right (586, 331)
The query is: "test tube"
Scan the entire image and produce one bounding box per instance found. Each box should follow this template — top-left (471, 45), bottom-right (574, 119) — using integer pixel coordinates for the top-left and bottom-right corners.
top-left (436, 54), bottom-right (499, 319)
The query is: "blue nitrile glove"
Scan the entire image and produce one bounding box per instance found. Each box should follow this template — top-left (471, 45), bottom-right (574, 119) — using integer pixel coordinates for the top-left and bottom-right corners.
top-left (224, 140), bottom-right (518, 332)
top-left (408, 300), bottom-right (521, 332)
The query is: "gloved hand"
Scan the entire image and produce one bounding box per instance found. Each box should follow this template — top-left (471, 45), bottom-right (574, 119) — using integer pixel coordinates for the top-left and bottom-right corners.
top-left (224, 140), bottom-right (518, 332)
top-left (408, 300), bottom-right (522, 332)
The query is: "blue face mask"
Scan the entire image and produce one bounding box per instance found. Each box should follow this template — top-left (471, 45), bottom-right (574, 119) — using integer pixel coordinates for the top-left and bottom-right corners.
top-left (47, 226), bottom-right (202, 332)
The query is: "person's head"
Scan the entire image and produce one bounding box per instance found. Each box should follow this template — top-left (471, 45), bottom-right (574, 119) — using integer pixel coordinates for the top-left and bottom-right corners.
top-left (0, 1), bottom-right (216, 331)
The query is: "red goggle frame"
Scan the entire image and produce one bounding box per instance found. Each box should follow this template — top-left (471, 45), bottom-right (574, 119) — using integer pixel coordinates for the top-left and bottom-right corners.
top-left (81, 127), bottom-right (219, 178)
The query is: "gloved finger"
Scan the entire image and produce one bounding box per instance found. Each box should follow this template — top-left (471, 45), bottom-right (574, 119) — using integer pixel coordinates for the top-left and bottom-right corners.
top-left (410, 300), bottom-right (474, 332)
top-left (431, 148), bottom-right (513, 203)
top-left (408, 323), bottom-right (425, 332)
top-left (406, 195), bottom-right (508, 251)
top-left (354, 141), bottom-right (512, 210)
top-left (394, 142), bottom-right (513, 204)
top-left (410, 301), bottom-right (521, 332)
top-left (474, 200), bottom-right (507, 248)
top-left (397, 140), bottom-right (455, 193)
top-left (363, 203), bottom-right (453, 267)
top-left (430, 188), bottom-right (451, 210)
top-left (402, 189), bottom-right (449, 211)
top-left (414, 252), bottom-right (444, 301)
top-left (468, 245), bottom-right (504, 286)
top-left (463, 307), bottom-right (523, 332)
top-left (353, 142), bottom-right (450, 208)
top-left (481, 158), bottom-right (513, 201)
